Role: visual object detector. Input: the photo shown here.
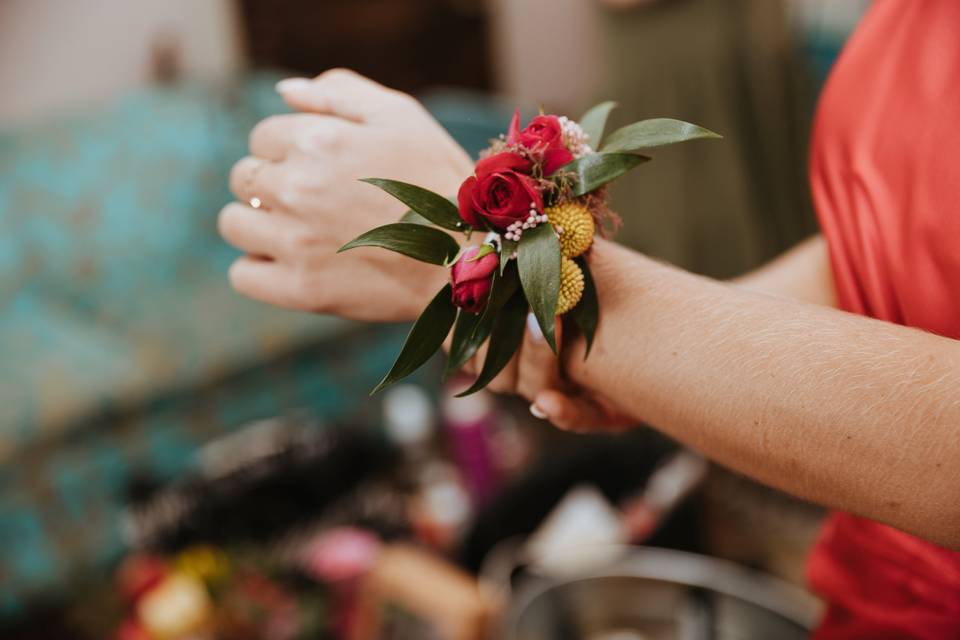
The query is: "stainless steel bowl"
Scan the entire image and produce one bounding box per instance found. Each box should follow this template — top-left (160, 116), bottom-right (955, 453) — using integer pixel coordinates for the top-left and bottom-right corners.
top-left (501, 547), bottom-right (821, 640)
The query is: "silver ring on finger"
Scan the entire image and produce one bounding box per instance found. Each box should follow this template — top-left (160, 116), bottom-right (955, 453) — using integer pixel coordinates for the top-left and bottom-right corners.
top-left (244, 158), bottom-right (267, 209)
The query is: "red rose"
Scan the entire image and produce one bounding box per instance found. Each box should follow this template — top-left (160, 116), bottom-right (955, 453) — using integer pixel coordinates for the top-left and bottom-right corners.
top-left (518, 115), bottom-right (564, 150)
top-left (450, 246), bottom-right (499, 313)
top-left (507, 110), bottom-right (574, 176)
top-left (474, 150), bottom-right (532, 177)
top-left (457, 151), bottom-right (543, 231)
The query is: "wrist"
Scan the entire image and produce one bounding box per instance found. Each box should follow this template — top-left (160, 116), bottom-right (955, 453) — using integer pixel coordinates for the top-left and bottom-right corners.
top-left (562, 239), bottom-right (654, 394)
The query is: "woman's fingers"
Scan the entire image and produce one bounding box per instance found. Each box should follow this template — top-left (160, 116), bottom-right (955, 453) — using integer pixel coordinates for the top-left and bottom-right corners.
top-left (229, 156), bottom-right (288, 210)
top-left (249, 113), bottom-right (356, 161)
top-left (227, 256), bottom-right (308, 310)
top-left (276, 69), bottom-right (403, 123)
top-left (532, 389), bottom-right (634, 433)
top-left (532, 389), bottom-right (608, 431)
top-left (516, 314), bottom-right (567, 400)
top-left (218, 202), bottom-right (313, 259)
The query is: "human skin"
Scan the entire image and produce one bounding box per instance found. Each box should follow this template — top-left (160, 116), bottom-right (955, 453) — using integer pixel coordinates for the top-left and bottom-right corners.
top-left (221, 71), bottom-right (960, 550)
top-left (220, 70), bottom-right (471, 322)
top-left (544, 237), bottom-right (960, 550)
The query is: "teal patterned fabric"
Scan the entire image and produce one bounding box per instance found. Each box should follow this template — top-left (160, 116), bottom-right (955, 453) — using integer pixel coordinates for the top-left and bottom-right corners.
top-left (0, 76), bottom-right (506, 615)
top-left (0, 76), bottom-right (302, 458)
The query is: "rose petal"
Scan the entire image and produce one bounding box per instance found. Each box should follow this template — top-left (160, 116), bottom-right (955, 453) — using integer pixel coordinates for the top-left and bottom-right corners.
top-left (452, 246), bottom-right (498, 284)
top-left (519, 115), bottom-right (564, 152)
top-left (475, 151), bottom-right (532, 177)
top-left (542, 147), bottom-right (575, 176)
top-left (506, 108), bottom-right (522, 145)
top-left (479, 174), bottom-right (521, 216)
top-left (452, 275), bottom-right (493, 313)
top-left (473, 170), bottom-right (543, 231)
top-left (457, 176), bottom-right (482, 227)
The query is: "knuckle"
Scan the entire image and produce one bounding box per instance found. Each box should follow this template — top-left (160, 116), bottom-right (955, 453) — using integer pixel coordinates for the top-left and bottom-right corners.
top-left (228, 161), bottom-right (246, 192)
top-left (250, 114), bottom-right (283, 142)
top-left (301, 122), bottom-right (342, 153)
top-left (393, 90), bottom-right (419, 109)
top-left (276, 189), bottom-right (302, 213)
top-left (317, 68), bottom-right (356, 84)
top-left (229, 157), bottom-right (259, 196)
top-left (280, 173), bottom-right (320, 208)
top-left (271, 172), bottom-right (303, 210)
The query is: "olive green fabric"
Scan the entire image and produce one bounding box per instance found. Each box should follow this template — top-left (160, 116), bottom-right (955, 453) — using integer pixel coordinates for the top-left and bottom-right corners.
top-left (598, 0), bottom-right (818, 278)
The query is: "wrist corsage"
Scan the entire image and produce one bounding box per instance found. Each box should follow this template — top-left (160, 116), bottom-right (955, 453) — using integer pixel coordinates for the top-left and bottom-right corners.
top-left (340, 103), bottom-right (720, 395)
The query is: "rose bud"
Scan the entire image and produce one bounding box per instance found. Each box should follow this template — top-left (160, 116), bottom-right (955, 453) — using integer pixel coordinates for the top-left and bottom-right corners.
top-left (450, 246), bottom-right (499, 313)
top-left (457, 151), bottom-right (543, 231)
top-left (508, 110), bottom-right (574, 176)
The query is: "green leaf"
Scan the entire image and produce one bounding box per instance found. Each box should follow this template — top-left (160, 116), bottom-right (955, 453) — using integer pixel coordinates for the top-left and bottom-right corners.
top-left (456, 290), bottom-right (528, 397)
top-left (499, 237), bottom-right (518, 275)
top-left (477, 263), bottom-right (521, 328)
top-left (338, 223), bottom-right (460, 265)
top-left (601, 118), bottom-right (722, 153)
top-left (361, 178), bottom-right (468, 232)
top-left (578, 101), bottom-right (618, 148)
top-left (443, 310), bottom-right (484, 381)
top-left (561, 153), bottom-right (650, 197)
top-left (372, 284), bottom-right (457, 394)
top-left (445, 265), bottom-right (520, 376)
top-left (399, 209), bottom-right (433, 225)
top-left (517, 223), bottom-right (560, 352)
top-left (570, 257), bottom-right (599, 358)
top-left (468, 244), bottom-right (497, 261)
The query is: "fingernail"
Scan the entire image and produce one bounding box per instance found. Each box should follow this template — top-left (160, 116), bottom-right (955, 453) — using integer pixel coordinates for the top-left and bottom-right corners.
top-left (275, 78), bottom-right (311, 93)
top-left (530, 403), bottom-right (548, 419)
top-left (526, 312), bottom-right (544, 342)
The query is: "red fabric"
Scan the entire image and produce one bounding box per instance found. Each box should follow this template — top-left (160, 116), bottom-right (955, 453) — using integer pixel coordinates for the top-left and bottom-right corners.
top-left (808, 1), bottom-right (960, 637)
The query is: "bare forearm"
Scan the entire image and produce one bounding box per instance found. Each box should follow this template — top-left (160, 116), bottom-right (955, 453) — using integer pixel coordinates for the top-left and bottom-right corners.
top-left (569, 239), bottom-right (960, 548)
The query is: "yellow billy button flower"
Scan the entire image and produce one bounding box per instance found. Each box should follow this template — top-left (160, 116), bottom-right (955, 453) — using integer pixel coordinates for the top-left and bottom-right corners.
top-left (556, 257), bottom-right (585, 315)
top-left (175, 545), bottom-right (229, 584)
top-left (546, 201), bottom-right (595, 258)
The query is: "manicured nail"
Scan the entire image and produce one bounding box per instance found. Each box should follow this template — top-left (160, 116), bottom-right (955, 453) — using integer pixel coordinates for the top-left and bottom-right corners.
top-left (275, 78), bottom-right (311, 93)
top-left (530, 403), bottom-right (548, 419)
top-left (526, 312), bottom-right (544, 342)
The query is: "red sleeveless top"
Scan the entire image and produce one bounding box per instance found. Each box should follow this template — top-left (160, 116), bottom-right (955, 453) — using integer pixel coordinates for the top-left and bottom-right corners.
top-left (808, 1), bottom-right (960, 637)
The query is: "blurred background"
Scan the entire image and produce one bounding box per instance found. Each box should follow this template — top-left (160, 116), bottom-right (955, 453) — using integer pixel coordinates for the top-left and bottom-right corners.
top-left (0, 0), bottom-right (869, 638)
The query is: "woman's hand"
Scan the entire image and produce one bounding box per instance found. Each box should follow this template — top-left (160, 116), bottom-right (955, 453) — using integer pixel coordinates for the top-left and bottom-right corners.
top-left (467, 311), bottom-right (636, 433)
top-left (219, 69), bottom-right (474, 322)
top-left (219, 69), bottom-right (625, 429)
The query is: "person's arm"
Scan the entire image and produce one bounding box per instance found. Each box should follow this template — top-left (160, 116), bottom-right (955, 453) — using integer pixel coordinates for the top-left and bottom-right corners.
top-left (222, 72), bottom-right (959, 548)
top-left (556, 239), bottom-right (960, 549)
top-left (522, 234), bottom-right (836, 427)
top-left (730, 234), bottom-right (836, 307)
top-left (219, 70), bottom-right (470, 323)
